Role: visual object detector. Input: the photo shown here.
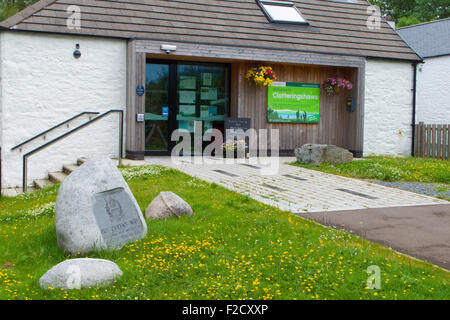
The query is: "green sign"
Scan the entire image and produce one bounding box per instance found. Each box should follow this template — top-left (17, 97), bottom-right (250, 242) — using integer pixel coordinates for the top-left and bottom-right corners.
top-left (267, 82), bottom-right (321, 124)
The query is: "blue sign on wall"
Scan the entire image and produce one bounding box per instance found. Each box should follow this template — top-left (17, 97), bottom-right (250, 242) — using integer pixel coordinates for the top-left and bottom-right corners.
top-left (136, 85), bottom-right (145, 96)
top-left (162, 106), bottom-right (169, 117)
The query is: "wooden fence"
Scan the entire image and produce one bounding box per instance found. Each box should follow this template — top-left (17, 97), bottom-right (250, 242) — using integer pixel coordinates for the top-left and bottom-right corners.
top-left (414, 122), bottom-right (449, 160)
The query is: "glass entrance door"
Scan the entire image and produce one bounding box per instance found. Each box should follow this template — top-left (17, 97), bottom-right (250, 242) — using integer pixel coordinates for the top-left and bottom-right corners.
top-left (177, 63), bottom-right (229, 155)
top-left (145, 63), bottom-right (171, 153)
top-left (145, 60), bottom-right (229, 156)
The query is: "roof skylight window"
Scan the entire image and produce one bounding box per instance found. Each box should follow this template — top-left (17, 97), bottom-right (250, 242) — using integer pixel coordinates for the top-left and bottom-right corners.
top-left (258, 1), bottom-right (307, 24)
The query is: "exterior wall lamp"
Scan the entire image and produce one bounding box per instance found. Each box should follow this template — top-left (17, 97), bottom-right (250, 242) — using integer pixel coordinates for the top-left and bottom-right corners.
top-left (161, 44), bottom-right (177, 54)
top-left (73, 44), bottom-right (81, 59)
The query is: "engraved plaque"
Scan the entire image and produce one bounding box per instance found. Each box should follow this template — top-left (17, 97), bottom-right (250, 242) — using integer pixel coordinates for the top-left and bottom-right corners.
top-left (93, 187), bottom-right (144, 248)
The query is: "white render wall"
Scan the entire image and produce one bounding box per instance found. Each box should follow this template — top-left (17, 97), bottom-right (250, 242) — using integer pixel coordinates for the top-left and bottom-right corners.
top-left (416, 55), bottom-right (450, 124)
top-left (363, 59), bottom-right (414, 156)
top-left (0, 32), bottom-right (3, 152)
top-left (0, 32), bottom-right (127, 188)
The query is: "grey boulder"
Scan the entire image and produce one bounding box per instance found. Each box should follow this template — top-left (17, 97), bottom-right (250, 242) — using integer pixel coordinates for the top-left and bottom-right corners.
top-left (145, 192), bottom-right (193, 219)
top-left (39, 258), bottom-right (122, 290)
top-left (55, 157), bottom-right (147, 254)
top-left (294, 144), bottom-right (353, 166)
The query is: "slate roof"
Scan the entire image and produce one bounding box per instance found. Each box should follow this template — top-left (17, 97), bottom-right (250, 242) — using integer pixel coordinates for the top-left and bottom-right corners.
top-left (397, 18), bottom-right (450, 58)
top-left (0, 0), bottom-right (421, 61)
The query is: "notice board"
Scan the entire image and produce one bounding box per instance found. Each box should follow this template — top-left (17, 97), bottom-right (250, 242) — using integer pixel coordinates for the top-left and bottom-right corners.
top-left (267, 82), bottom-right (321, 124)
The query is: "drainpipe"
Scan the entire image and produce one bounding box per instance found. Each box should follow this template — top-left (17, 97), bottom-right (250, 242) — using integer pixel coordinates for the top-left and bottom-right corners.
top-left (411, 62), bottom-right (418, 157)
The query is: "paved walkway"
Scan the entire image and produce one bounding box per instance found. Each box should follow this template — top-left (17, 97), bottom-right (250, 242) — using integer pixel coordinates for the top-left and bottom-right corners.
top-left (145, 156), bottom-right (449, 269)
top-left (145, 157), bottom-right (447, 213)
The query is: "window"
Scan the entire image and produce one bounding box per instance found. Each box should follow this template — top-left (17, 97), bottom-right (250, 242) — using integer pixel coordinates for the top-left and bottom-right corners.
top-left (258, 0), bottom-right (307, 24)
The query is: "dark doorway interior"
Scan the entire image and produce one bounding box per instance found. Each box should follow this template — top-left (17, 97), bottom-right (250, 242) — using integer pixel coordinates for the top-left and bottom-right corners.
top-left (145, 60), bottom-right (230, 156)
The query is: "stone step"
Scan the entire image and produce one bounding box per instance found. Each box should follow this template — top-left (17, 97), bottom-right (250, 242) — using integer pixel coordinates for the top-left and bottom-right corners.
top-left (63, 164), bottom-right (79, 175)
top-left (48, 171), bottom-right (68, 184)
top-left (34, 179), bottom-right (54, 190)
top-left (77, 158), bottom-right (87, 166)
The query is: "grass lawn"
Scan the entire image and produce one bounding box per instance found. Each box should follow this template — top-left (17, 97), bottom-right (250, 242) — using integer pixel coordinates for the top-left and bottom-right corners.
top-left (0, 166), bottom-right (448, 300)
top-left (292, 156), bottom-right (450, 200)
top-left (291, 156), bottom-right (450, 184)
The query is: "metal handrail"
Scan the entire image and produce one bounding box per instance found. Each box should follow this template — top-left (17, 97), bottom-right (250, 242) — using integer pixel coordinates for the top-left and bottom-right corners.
top-left (23, 109), bottom-right (124, 192)
top-left (11, 111), bottom-right (100, 151)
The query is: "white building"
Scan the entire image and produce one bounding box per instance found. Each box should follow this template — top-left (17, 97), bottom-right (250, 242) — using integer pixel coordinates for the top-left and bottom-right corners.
top-left (397, 18), bottom-right (450, 125)
top-left (0, 0), bottom-right (422, 190)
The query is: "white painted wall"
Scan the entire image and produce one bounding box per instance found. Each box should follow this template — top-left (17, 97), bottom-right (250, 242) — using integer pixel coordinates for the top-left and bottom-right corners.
top-left (0, 33), bottom-right (3, 154)
top-left (0, 32), bottom-right (127, 188)
top-left (416, 55), bottom-right (450, 124)
top-left (364, 59), bottom-right (414, 156)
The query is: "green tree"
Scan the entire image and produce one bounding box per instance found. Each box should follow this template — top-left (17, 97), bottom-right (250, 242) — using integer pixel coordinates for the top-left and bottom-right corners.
top-left (397, 16), bottom-right (421, 28)
top-left (369, 0), bottom-right (450, 27)
top-left (415, 0), bottom-right (450, 21)
top-left (0, 0), bottom-right (38, 22)
top-left (369, 0), bottom-right (417, 19)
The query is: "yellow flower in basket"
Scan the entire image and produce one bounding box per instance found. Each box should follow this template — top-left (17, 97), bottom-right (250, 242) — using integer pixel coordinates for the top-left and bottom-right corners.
top-left (246, 66), bottom-right (277, 87)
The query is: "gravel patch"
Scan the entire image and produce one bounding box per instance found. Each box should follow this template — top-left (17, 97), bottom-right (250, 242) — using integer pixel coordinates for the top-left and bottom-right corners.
top-left (374, 181), bottom-right (450, 200)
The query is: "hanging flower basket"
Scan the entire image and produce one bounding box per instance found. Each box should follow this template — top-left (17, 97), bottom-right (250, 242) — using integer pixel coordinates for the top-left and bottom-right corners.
top-left (324, 76), bottom-right (353, 95)
top-left (245, 66), bottom-right (277, 87)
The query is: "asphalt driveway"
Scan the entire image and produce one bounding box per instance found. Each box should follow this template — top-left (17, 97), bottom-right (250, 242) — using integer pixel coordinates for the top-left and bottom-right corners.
top-left (297, 204), bottom-right (450, 269)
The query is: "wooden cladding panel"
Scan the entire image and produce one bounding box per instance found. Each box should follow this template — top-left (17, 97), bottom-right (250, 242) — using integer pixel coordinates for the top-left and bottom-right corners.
top-left (231, 62), bottom-right (361, 152)
top-left (126, 40), bottom-right (146, 159)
